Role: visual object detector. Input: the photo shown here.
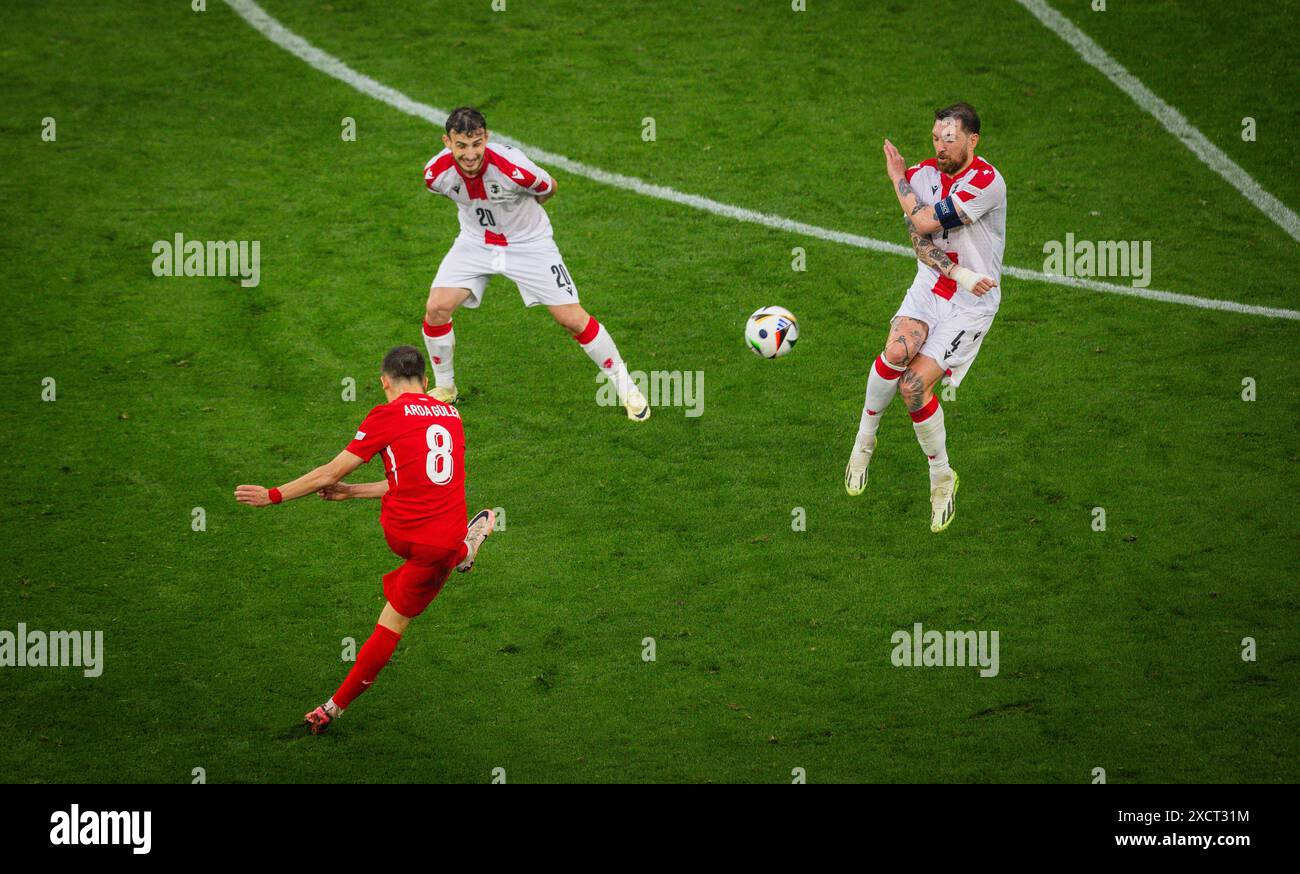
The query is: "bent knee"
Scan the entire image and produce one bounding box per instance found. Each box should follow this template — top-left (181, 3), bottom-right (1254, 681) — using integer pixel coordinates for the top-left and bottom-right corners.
top-left (882, 344), bottom-right (911, 368)
top-left (425, 288), bottom-right (460, 324)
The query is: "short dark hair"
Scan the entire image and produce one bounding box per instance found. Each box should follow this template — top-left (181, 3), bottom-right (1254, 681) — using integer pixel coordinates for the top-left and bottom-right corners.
top-left (445, 107), bottom-right (486, 135)
top-left (381, 345), bottom-right (425, 382)
top-left (935, 102), bottom-right (981, 135)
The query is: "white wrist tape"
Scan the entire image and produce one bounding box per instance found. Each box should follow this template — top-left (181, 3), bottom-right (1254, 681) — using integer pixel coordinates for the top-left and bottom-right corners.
top-left (951, 266), bottom-right (983, 292)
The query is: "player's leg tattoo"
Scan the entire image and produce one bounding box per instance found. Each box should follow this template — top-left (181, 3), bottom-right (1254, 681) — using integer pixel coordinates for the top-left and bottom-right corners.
top-left (885, 317), bottom-right (928, 368)
top-left (901, 353), bottom-right (955, 520)
top-left (899, 354), bottom-right (944, 412)
top-left (849, 317), bottom-right (926, 492)
top-left (899, 368), bottom-right (926, 411)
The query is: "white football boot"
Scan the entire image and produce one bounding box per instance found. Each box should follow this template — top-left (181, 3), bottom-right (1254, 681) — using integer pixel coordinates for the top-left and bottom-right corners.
top-left (430, 385), bottom-right (458, 404)
top-left (844, 436), bottom-right (874, 496)
top-left (623, 384), bottom-right (650, 422)
top-left (929, 470), bottom-right (959, 533)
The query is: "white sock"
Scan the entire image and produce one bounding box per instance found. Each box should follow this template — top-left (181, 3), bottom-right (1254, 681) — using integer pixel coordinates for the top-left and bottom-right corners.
top-left (577, 318), bottom-right (632, 399)
top-left (422, 320), bottom-right (455, 388)
top-left (856, 354), bottom-right (905, 448)
top-left (910, 397), bottom-right (952, 485)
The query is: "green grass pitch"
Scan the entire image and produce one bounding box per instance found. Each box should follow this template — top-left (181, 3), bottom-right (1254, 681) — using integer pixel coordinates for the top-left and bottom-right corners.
top-left (1, 0), bottom-right (1296, 783)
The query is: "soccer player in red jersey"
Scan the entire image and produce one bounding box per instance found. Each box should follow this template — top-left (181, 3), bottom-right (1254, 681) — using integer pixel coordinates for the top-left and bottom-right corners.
top-left (234, 346), bottom-right (495, 734)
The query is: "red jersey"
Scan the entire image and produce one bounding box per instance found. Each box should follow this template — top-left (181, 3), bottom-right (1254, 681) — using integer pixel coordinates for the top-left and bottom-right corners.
top-left (344, 392), bottom-right (467, 548)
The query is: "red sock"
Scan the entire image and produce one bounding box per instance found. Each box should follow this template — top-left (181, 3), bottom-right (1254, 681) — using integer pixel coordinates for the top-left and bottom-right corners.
top-left (574, 316), bottom-right (600, 345)
top-left (332, 623), bottom-right (401, 710)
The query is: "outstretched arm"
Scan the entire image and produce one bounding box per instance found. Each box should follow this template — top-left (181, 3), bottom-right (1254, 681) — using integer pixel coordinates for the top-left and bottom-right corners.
top-left (235, 449), bottom-right (365, 508)
top-left (318, 480), bottom-right (389, 501)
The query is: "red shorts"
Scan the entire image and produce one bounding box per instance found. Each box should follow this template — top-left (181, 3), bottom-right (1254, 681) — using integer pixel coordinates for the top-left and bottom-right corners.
top-left (382, 530), bottom-right (468, 619)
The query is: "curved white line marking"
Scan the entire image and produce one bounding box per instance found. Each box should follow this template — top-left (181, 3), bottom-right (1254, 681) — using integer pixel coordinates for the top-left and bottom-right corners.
top-left (1017, 0), bottom-right (1300, 246)
top-left (223, 0), bottom-right (1300, 322)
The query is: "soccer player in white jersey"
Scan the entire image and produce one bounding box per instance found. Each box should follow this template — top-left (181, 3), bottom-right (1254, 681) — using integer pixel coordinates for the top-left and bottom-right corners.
top-left (845, 102), bottom-right (1006, 532)
top-left (419, 107), bottom-right (649, 421)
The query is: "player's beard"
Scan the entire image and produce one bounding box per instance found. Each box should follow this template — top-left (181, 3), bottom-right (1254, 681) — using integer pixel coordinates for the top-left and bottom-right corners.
top-left (936, 147), bottom-right (968, 175)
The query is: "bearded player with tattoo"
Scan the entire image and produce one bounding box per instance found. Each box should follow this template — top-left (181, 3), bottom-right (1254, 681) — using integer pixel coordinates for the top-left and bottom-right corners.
top-left (845, 103), bottom-right (1007, 532)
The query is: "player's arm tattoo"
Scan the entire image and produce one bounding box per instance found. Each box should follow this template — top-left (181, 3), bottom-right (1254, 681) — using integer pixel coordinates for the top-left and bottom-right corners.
top-left (896, 176), bottom-right (945, 233)
top-left (896, 178), bottom-right (928, 216)
top-left (904, 213), bottom-right (956, 276)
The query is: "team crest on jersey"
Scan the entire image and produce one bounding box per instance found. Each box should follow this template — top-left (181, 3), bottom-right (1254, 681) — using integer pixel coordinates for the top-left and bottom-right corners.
top-left (488, 182), bottom-right (502, 196)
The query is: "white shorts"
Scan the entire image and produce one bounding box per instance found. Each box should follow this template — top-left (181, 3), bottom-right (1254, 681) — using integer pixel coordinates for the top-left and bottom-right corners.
top-left (893, 283), bottom-right (995, 387)
top-left (431, 236), bottom-right (579, 309)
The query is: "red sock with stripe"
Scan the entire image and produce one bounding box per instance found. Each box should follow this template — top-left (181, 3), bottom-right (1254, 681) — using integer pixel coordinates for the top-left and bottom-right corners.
top-left (575, 316), bottom-right (632, 400)
top-left (331, 623), bottom-right (402, 712)
top-left (856, 353), bottom-right (905, 448)
top-left (909, 394), bottom-right (952, 484)
top-left (422, 320), bottom-right (455, 390)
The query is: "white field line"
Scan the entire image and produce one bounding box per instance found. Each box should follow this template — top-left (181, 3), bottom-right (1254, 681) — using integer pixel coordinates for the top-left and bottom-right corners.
top-left (223, 0), bottom-right (1300, 322)
top-left (1017, 0), bottom-right (1300, 246)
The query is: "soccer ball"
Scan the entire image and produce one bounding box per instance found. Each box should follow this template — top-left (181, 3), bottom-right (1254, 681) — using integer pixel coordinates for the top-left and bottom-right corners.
top-left (745, 306), bottom-right (799, 359)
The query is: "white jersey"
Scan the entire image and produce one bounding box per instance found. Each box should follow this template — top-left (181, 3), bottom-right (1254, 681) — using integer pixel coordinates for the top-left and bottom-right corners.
top-left (423, 143), bottom-right (556, 246)
top-left (904, 156), bottom-right (1007, 316)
